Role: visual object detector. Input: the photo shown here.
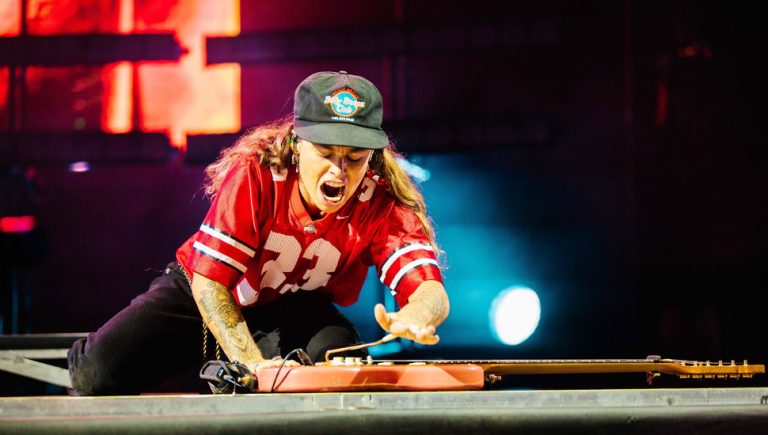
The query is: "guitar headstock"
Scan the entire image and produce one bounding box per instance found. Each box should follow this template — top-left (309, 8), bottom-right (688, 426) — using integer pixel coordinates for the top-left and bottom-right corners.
top-left (649, 358), bottom-right (765, 382)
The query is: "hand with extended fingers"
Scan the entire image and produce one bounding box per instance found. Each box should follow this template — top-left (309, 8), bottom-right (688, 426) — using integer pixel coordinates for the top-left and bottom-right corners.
top-left (374, 303), bottom-right (440, 345)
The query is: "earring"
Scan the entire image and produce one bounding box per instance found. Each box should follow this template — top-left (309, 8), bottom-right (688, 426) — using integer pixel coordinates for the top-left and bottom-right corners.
top-left (291, 153), bottom-right (298, 166)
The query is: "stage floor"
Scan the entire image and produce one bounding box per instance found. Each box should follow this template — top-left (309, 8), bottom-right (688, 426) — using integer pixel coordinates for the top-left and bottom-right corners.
top-left (2, 387), bottom-right (768, 434)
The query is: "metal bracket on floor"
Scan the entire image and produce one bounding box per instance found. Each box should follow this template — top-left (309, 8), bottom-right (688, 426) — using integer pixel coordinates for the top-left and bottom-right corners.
top-left (0, 348), bottom-right (72, 388)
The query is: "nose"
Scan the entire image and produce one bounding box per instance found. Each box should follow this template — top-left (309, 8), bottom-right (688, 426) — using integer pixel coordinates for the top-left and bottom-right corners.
top-left (329, 155), bottom-right (347, 179)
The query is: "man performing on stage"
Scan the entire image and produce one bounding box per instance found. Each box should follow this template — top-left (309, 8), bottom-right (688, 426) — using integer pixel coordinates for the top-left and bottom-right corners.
top-left (67, 71), bottom-right (450, 395)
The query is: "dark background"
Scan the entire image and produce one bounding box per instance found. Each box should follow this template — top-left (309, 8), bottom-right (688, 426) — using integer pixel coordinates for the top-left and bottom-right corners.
top-left (2, 0), bottom-right (766, 392)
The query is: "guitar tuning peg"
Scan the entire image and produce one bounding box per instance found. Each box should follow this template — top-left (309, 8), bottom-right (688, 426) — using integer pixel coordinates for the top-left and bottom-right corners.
top-left (486, 374), bottom-right (503, 385)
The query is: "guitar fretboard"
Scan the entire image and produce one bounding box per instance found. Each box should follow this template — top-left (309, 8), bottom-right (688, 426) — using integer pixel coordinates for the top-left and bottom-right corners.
top-left (368, 358), bottom-right (764, 377)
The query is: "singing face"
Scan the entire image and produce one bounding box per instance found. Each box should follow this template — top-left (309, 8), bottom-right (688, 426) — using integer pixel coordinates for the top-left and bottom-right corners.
top-left (294, 138), bottom-right (372, 218)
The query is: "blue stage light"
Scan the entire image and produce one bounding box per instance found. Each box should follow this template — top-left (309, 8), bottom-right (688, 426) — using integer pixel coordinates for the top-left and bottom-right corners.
top-left (489, 286), bottom-right (541, 345)
top-left (395, 157), bottom-right (431, 183)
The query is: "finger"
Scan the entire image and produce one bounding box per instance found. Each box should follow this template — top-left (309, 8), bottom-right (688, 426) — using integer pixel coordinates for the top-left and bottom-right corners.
top-left (374, 303), bottom-right (392, 330)
top-left (410, 325), bottom-right (439, 345)
top-left (407, 324), bottom-right (431, 337)
top-left (387, 320), bottom-right (411, 336)
top-left (255, 358), bottom-right (300, 372)
top-left (413, 330), bottom-right (440, 345)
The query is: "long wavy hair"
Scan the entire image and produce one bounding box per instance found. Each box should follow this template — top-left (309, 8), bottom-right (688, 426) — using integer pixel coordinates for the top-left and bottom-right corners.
top-left (203, 117), bottom-right (442, 259)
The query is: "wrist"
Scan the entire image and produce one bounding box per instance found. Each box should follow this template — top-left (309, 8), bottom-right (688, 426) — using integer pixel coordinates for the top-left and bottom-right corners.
top-left (405, 282), bottom-right (449, 326)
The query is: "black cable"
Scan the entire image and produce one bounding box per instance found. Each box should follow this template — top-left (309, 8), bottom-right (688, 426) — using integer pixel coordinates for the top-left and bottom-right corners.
top-left (200, 348), bottom-right (312, 394)
top-left (269, 348), bottom-right (312, 393)
top-left (199, 360), bottom-right (253, 394)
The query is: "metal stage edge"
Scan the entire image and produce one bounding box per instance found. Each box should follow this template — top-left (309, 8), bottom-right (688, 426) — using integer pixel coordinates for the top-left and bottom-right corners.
top-left (2, 387), bottom-right (768, 434)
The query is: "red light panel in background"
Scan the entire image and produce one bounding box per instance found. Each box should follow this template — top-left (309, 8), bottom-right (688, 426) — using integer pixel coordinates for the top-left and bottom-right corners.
top-left (0, 216), bottom-right (36, 233)
top-left (0, 0), bottom-right (20, 36)
top-left (0, 0), bottom-right (240, 148)
top-left (134, 0), bottom-right (240, 148)
top-left (0, 67), bottom-right (9, 128)
top-left (0, 0), bottom-right (20, 129)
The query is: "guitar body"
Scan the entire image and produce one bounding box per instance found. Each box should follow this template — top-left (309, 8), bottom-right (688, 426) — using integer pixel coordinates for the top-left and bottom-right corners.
top-left (257, 363), bottom-right (485, 393)
top-left (255, 357), bottom-right (764, 393)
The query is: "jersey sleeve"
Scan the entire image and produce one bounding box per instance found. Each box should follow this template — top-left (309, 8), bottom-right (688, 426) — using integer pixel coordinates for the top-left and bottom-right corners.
top-left (183, 160), bottom-right (262, 289)
top-left (370, 204), bottom-right (443, 308)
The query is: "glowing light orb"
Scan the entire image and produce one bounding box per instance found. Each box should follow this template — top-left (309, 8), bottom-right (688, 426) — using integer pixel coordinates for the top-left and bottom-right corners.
top-left (489, 286), bottom-right (541, 345)
top-left (68, 161), bottom-right (91, 173)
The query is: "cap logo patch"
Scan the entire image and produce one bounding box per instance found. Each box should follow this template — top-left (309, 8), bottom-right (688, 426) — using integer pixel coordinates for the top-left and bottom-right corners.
top-left (323, 88), bottom-right (366, 118)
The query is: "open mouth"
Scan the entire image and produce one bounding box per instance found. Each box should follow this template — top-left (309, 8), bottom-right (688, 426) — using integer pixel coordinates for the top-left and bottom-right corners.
top-left (320, 181), bottom-right (345, 203)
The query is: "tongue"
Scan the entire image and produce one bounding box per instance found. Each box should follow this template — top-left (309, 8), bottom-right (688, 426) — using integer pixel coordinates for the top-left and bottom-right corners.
top-left (322, 183), bottom-right (343, 199)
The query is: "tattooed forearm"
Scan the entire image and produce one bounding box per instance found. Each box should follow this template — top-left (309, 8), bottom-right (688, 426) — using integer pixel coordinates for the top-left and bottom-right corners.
top-left (200, 281), bottom-right (241, 329)
top-left (192, 273), bottom-right (264, 366)
top-left (401, 281), bottom-right (450, 326)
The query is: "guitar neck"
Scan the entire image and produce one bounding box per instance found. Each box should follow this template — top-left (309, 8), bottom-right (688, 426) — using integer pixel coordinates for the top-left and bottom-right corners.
top-left (371, 358), bottom-right (766, 378)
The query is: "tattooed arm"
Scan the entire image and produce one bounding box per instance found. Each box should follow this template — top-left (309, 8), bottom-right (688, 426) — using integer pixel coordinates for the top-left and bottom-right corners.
top-left (373, 280), bottom-right (449, 345)
top-left (191, 272), bottom-right (265, 370)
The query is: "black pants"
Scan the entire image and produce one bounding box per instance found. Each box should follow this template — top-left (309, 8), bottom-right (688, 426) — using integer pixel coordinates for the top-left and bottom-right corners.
top-left (67, 262), bottom-right (362, 395)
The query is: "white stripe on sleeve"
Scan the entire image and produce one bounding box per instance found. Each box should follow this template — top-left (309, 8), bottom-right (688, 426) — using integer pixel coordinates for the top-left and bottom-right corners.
top-left (380, 243), bottom-right (433, 278)
top-left (193, 241), bottom-right (248, 273)
top-left (200, 224), bottom-right (256, 257)
top-left (386, 258), bottom-right (439, 292)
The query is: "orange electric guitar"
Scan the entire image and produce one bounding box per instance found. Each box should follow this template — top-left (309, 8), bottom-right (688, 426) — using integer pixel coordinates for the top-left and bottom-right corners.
top-left (255, 335), bottom-right (765, 393)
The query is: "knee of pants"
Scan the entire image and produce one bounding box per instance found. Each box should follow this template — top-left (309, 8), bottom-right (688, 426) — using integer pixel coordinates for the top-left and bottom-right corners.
top-left (305, 325), bottom-right (364, 363)
top-left (67, 338), bottom-right (132, 396)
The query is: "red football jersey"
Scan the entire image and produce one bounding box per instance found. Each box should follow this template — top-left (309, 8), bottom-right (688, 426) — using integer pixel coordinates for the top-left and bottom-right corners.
top-left (176, 158), bottom-right (442, 308)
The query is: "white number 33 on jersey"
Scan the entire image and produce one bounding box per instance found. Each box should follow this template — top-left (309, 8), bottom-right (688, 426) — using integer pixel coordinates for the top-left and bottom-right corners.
top-left (260, 232), bottom-right (342, 294)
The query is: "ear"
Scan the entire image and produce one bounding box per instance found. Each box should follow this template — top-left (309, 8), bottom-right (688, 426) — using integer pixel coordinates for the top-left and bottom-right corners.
top-left (288, 130), bottom-right (298, 153)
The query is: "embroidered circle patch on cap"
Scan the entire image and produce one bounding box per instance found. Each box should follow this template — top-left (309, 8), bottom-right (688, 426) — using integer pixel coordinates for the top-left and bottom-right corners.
top-left (323, 88), bottom-right (366, 118)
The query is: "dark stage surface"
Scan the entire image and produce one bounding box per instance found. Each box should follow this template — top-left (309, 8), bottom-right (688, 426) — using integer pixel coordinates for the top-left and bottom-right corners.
top-left (2, 388), bottom-right (768, 434)
top-left (2, 334), bottom-right (767, 433)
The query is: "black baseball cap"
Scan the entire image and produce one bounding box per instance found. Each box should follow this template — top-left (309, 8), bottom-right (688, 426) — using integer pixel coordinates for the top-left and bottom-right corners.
top-left (293, 71), bottom-right (389, 149)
